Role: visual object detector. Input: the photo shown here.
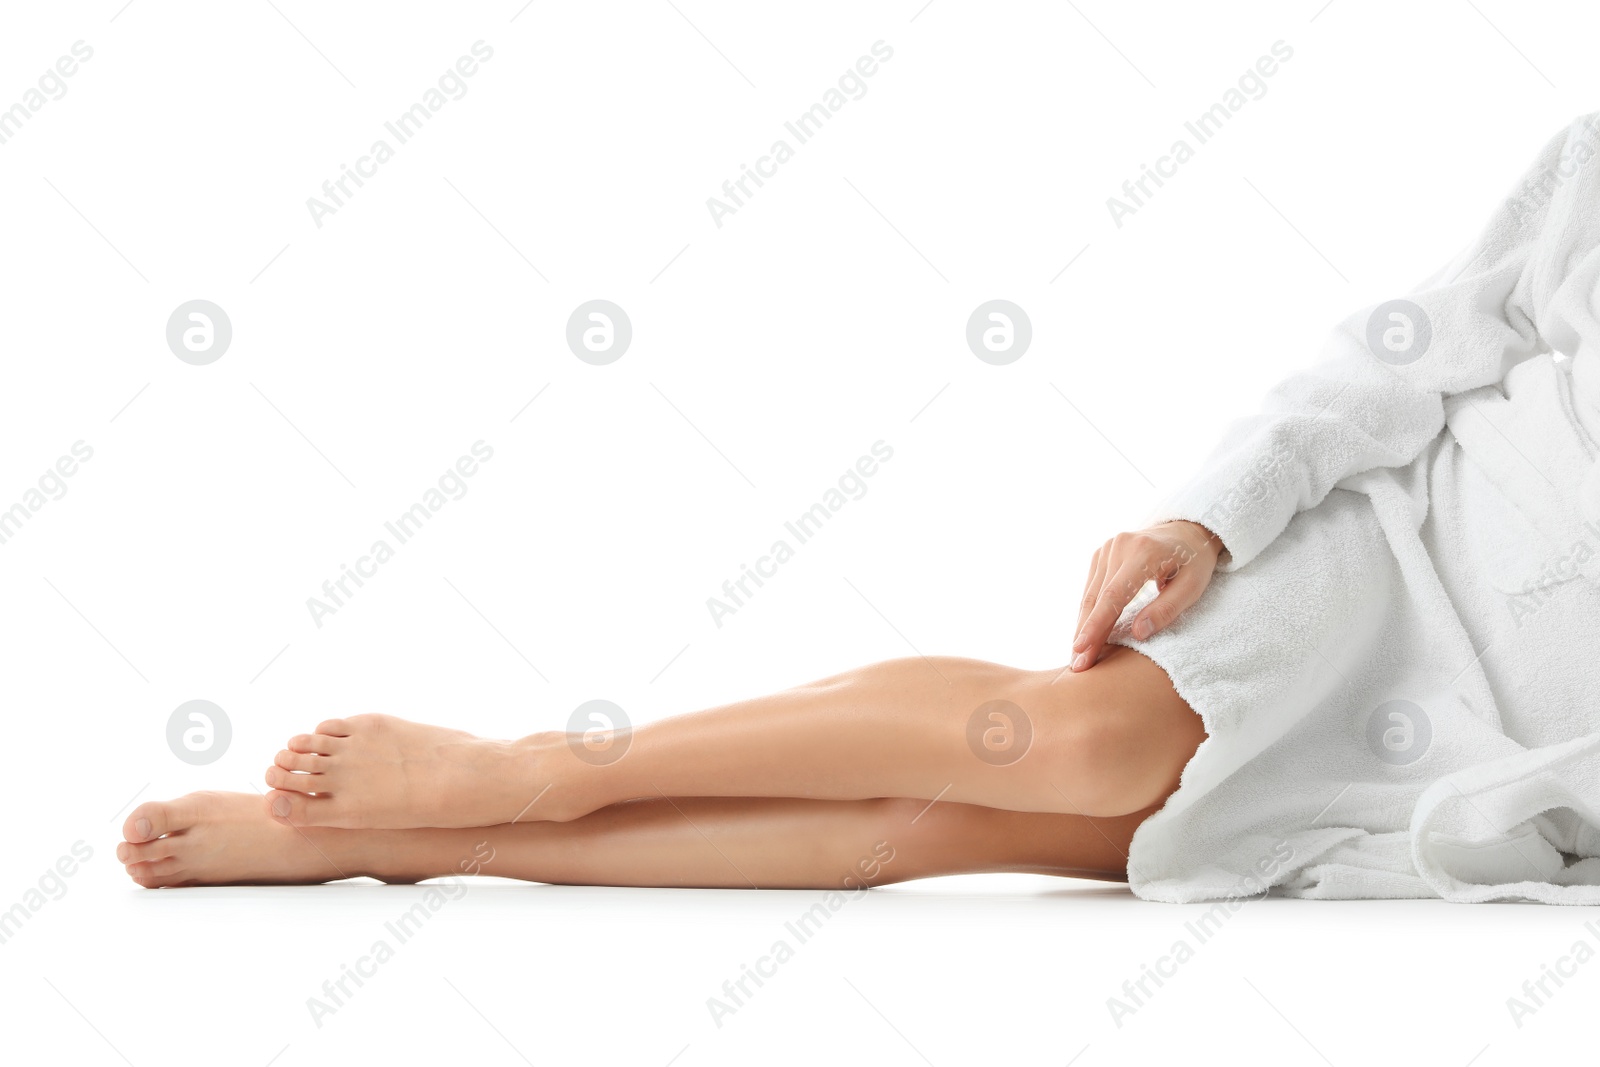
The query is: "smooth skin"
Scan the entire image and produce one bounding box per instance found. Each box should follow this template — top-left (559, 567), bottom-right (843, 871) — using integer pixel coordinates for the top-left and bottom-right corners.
top-left (119, 520), bottom-right (1223, 891)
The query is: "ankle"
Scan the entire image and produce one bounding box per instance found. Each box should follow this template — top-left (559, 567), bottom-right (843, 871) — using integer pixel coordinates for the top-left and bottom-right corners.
top-left (353, 829), bottom-right (455, 884)
top-left (511, 729), bottom-right (612, 822)
top-left (303, 825), bottom-right (385, 882)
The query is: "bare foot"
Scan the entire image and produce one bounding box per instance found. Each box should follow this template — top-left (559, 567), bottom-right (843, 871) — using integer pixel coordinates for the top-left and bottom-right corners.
top-left (264, 714), bottom-right (558, 829)
top-left (118, 791), bottom-right (370, 887)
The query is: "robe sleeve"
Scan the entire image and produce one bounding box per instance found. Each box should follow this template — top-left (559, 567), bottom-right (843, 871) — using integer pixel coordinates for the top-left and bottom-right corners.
top-left (1153, 112), bottom-right (1600, 571)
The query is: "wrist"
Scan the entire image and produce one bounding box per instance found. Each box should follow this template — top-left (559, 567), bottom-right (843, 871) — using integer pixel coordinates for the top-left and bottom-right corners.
top-left (1164, 519), bottom-right (1225, 561)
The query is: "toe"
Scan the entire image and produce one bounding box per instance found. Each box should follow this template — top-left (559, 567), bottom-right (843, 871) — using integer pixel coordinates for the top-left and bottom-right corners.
top-left (116, 840), bottom-right (176, 865)
top-left (126, 856), bottom-right (184, 888)
top-left (264, 764), bottom-right (318, 793)
top-left (274, 749), bottom-right (327, 773)
top-left (288, 733), bottom-right (344, 754)
top-left (122, 797), bottom-right (195, 843)
top-left (315, 718), bottom-right (353, 736)
top-left (266, 788), bottom-right (305, 822)
top-left (266, 789), bottom-right (348, 827)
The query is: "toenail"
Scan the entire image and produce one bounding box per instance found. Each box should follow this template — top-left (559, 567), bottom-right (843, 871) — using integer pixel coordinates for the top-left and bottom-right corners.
top-left (271, 795), bottom-right (291, 818)
top-left (135, 817), bottom-right (151, 841)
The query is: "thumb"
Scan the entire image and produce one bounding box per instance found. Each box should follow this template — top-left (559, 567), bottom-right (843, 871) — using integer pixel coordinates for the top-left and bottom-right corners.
top-left (1129, 564), bottom-right (1210, 640)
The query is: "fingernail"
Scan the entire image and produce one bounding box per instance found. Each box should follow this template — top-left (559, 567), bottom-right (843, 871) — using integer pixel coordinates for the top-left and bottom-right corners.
top-left (271, 795), bottom-right (292, 818)
top-left (135, 817), bottom-right (151, 841)
top-left (1133, 618), bottom-right (1153, 640)
top-left (1072, 633), bottom-right (1087, 653)
top-left (1072, 652), bottom-right (1090, 671)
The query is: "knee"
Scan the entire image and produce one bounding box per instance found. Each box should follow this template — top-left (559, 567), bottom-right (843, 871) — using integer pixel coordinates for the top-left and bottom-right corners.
top-left (835, 798), bottom-right (929, 887)
top-left (1039, 703), bottom-right (1145, 817)
top-left (1014, 669), bottom-right (1196, 818)
top-left (860, 796), bottom-right (957, 854)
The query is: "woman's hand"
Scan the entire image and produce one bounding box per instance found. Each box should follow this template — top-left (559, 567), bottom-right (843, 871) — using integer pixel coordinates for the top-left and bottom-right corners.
top-left (1070, 520), bottom-right (1224, 672)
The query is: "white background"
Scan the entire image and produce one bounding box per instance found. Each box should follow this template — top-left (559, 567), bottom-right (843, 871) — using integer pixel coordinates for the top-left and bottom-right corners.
top-left (2, 0), bottom-right (1598, 1063)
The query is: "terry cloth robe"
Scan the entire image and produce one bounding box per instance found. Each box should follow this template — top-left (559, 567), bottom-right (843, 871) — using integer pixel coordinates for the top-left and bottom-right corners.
top-left (1111, 110), bottom-right (1600, 904)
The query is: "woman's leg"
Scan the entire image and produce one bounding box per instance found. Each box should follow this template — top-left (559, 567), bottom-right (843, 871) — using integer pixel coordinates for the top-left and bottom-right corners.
top-left (264, 646), bottom-right (1203, 829)
top-left (118, 790), bottom-right (1159, 889)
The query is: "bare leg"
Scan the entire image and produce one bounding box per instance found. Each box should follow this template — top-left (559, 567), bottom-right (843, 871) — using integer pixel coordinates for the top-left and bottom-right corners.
top-left (266, 646), bottom-right (1203, 830)
top-left (118, 790), bottom-right (1158, 889)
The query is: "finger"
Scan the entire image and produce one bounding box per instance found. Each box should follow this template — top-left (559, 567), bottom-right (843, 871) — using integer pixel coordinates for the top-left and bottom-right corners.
top-left (1072, 559), bottom-right (1155, 671)
top-left (1130, 562), bottom-right (1210, 640)
top-left (1074, 548), bottom-right (1108, 650)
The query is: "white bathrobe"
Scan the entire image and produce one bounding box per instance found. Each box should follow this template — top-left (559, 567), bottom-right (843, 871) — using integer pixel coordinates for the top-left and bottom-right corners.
top-left (1113, 111), bottom-right (1600, 904)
